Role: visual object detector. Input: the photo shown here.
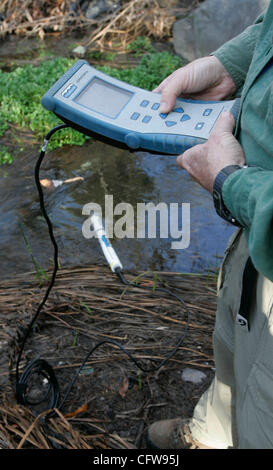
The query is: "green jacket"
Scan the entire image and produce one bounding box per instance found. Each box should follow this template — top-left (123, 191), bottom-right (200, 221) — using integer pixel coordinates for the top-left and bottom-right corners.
top-left (213, 1), bottom-right (273, 282)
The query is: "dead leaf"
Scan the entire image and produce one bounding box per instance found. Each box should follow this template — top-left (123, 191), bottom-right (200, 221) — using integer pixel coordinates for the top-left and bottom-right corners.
top-left (140, 281), bottom-right (154, 287)
top-left (64, 402), bottom-right (88, 418)
top-left (38, 28), bottom-right (45, 40)
top-left (40, 178), bottom-right (54, 189)
top-left (118, 377), bottom-right (129, 399)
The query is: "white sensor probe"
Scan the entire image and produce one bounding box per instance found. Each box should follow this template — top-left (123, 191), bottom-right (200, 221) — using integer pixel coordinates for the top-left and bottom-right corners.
top-left (90, 213), bottom-right (123, 273)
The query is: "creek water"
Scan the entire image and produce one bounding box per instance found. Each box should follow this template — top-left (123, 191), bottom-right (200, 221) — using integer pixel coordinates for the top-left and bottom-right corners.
top-left (0, 137), bottom-right (235, 280)
top-left (0, 33), bottom-right (236, 280)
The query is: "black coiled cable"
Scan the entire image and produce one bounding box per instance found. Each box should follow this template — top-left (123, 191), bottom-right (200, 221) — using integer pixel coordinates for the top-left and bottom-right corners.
top-left (15, 124), bottom-right (191, 414)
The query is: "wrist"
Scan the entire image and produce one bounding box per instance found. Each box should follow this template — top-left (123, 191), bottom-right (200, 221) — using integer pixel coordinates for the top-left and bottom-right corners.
top-left (212, 165), bottom-right (246, 226)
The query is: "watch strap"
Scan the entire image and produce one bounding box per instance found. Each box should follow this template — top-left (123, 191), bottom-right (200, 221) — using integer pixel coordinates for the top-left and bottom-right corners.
top-left (213, 165), bottom-right (243, 226)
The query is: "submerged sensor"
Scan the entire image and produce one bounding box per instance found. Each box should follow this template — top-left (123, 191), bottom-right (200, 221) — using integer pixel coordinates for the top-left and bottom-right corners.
top-left (91, 213), bottom-right (123, 273)
top-left (41, 60), bottom-right (240, 155)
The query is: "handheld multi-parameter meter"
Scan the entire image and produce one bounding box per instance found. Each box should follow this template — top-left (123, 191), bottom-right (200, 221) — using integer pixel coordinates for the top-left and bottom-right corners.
top-left (41, 59), bottom-right (240, 155)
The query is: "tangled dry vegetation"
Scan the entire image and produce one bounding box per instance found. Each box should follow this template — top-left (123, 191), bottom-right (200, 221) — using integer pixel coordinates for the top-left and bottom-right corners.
top-left (0, 266), bottom-right (216, 449)
top-left (0, 0), bottom-right (199, 51)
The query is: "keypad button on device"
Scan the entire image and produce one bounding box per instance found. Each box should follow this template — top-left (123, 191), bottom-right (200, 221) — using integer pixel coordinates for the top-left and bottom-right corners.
top-left (151, 103), bottom-right (160, 110)
top-left (203, 108), bottom-right (212, 116)
top-left (140, 100), bottom-right (149, 107)
top-left (195, 122), bottom-right (205, 130)
top-left (131, 112), bottom-right (140, 120)
top-left (180, 114), bottom-right (191, 122)
top-left (159, 113), bottom-right (168, 119)
top-left (173, 107), bottom-right (184, 113)
top-left (62, 84), bottom-right (77, 98)
top-left (165, 121), bottom-right (177, 127)
top-left (142, 115), bottom-right (152, 123)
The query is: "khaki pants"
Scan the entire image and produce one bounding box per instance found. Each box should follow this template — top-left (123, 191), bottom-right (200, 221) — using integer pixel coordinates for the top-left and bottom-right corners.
top-left (189, 229), bottom-right (273, 449)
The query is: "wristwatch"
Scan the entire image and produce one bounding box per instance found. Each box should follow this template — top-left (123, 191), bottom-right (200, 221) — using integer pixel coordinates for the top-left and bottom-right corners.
top-left (212, 165), bottom-right (244, 226)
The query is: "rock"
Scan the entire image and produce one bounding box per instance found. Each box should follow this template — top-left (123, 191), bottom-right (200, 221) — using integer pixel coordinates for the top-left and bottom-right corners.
top-left (86, 0), bottom-right (120, 19)
top-left (173, 0), bottom-right (270, 62)
top-left (181, 367), bottom-right (206, 384)
top-left (72, 45), bottom-right (87, 57)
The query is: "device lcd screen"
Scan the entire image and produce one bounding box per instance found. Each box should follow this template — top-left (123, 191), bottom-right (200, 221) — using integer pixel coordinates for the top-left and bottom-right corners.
top-left (75, 77), bottom-right (133, 118)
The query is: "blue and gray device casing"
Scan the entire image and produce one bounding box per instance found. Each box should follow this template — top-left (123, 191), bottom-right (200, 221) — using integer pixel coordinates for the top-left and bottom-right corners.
top-left (41, 60), bottom-right (87, 111)
top-left (41, 59), bottom-right (241, 156)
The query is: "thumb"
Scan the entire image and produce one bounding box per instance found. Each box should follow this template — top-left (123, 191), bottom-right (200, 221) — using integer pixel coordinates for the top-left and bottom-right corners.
top-left (177, 143), bottom-right (206, 169)
top-left (211, 111), bottom-right (235, 136)
top-left (157, 71), bottom-right (188, 113)
top-left (159, 88), bottom-right (178, 113)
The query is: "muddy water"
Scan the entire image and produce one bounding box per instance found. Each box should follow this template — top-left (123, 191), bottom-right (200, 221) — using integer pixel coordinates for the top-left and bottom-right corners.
top-left (0, 138), bottom-right (235, 280)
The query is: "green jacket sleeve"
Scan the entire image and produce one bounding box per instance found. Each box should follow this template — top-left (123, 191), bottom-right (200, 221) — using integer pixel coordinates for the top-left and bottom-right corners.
top-left (223, 167), bottom-right (273, 282)
top-left (212, 12), bottom-right (265, 90)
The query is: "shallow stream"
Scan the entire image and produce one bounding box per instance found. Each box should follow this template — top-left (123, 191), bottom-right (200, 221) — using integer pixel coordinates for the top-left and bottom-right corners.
top-left (0, 137), bottom-right (235, 279)
top-left (0, 34), bottom-right (235, 280)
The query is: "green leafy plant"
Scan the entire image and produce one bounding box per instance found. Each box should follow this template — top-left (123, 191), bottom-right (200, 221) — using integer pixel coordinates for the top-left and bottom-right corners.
top-left (87, 50), bottom-right (117, 62)
top-left (0, 146), bottom-right (13, 165)
top-left (0, 57), bottom-right (84, 151)
top-left (126, 36), bottom-right (154, 56)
